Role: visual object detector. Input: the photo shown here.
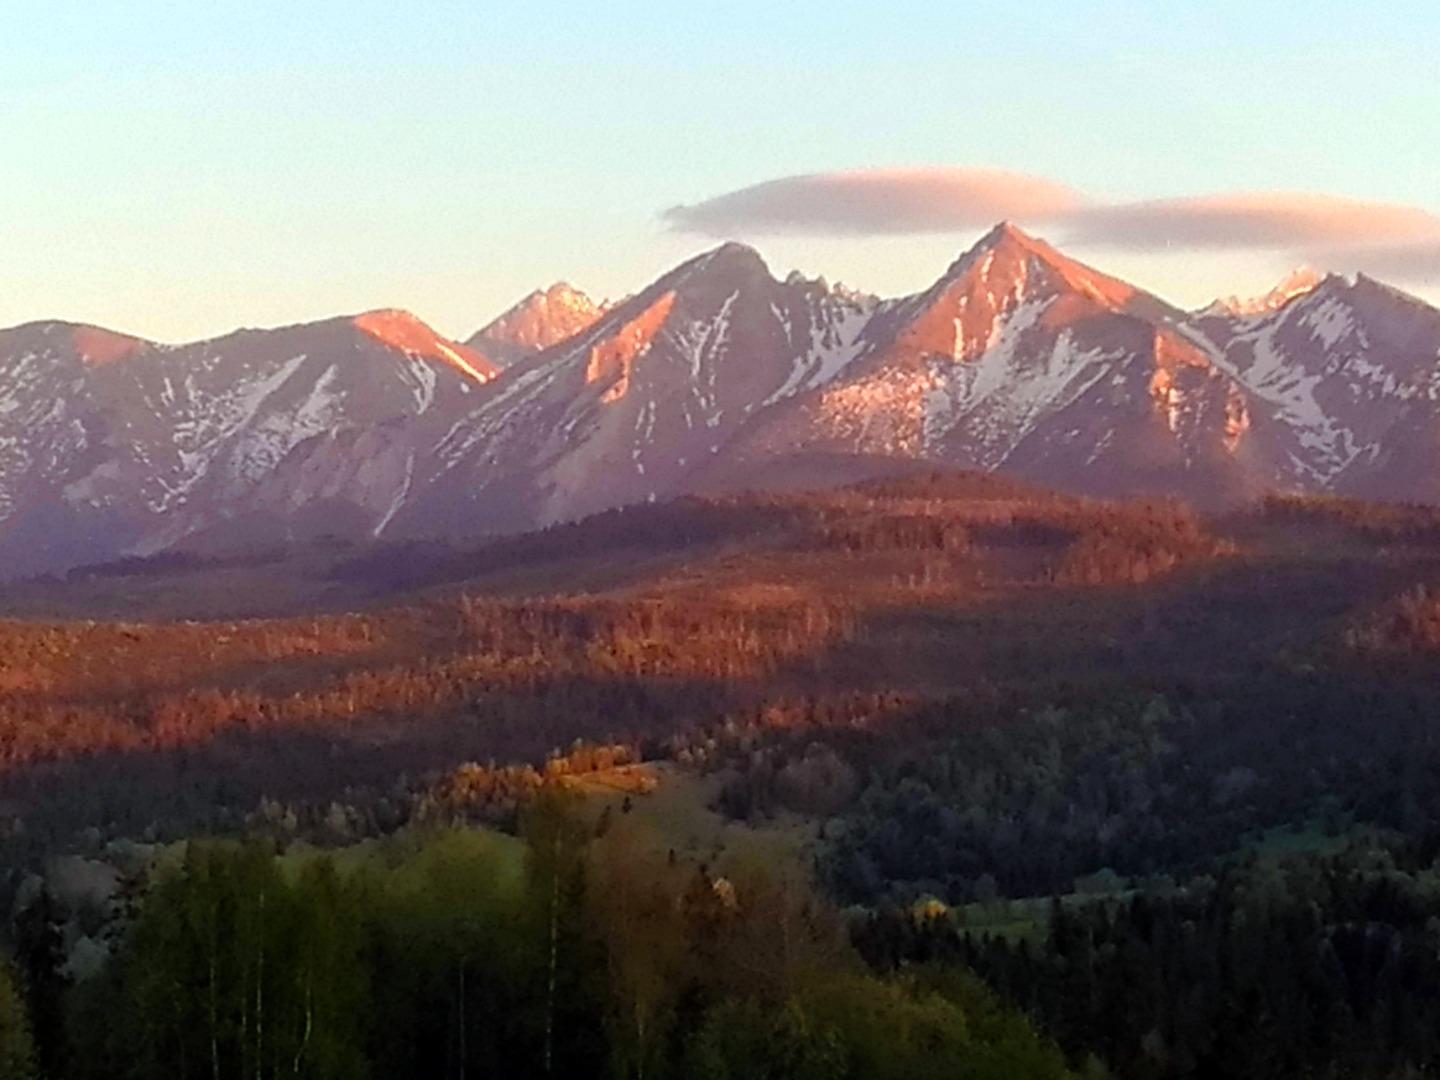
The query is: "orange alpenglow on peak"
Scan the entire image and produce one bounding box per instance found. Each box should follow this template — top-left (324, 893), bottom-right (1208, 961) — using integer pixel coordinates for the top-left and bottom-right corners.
top-left (468, 283), bottom-right (607, 360)
top-left (352, 309), bottom-right (499, 383)
top-left (943, 222), bottom-right (1142, 312)
top-left (70, 325), bottom-right (148, 365)
top-left (1205, 268), bottom-right (1325, 318)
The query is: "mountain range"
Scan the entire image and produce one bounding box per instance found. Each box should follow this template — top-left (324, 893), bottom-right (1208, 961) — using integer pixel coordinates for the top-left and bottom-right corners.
top-left (4, 222), bottom-right (1440, 578)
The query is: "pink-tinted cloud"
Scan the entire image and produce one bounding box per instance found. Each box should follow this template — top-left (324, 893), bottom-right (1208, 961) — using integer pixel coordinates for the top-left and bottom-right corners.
top-left (662, 171), bottom-right (1440, 290)
top-left (1063, 193), bottom-right (1440, 252)
top-left (663, 167), bottom-right (1085, 237)
top-left (665, 172), bottom-right (1440, 257)
top-left (1314, 241), bottom-right (1440, 285)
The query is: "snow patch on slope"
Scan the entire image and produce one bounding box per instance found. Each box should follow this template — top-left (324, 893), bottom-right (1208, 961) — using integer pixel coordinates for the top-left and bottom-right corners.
top-left (764, 302), bottom-right (873, 406)
top-left (925, 323), bottom-right (1120, 466)
top-left (1213, 320), bottom-right (1359, 482)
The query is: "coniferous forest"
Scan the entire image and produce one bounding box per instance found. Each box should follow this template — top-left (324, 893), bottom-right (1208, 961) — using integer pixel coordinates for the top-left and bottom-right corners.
top-left (4, 476), bottom-right (1440, 1077)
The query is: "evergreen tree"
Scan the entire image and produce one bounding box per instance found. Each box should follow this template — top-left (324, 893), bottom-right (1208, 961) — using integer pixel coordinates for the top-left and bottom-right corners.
top-left (0, 960), bottom-right (38, 1080)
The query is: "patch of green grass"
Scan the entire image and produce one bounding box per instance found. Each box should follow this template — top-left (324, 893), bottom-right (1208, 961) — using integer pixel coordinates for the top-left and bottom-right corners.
top-left (1244, 821), bottom-right (1389, 863)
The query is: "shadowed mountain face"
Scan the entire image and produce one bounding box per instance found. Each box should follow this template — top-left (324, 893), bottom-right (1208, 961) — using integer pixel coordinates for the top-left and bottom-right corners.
top-left (0, 313), bottom-right (497, 574)
top-left (3, 225), bottom-right (1440, 577)
top-left (1195, 273), bottom-right (1440, 498)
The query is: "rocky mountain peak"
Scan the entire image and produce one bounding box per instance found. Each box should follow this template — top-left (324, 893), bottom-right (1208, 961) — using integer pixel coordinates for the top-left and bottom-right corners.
top-left (0, 320), bottom-right (149, 366)
top-left (467, 283), bottom-right (606, 362)
top-left (1202, 267), bottom-right (1325, 319)
top-left (936, 222), bottom-right (1167, 323)
top-left (668, 241), bottom-right (772, 291)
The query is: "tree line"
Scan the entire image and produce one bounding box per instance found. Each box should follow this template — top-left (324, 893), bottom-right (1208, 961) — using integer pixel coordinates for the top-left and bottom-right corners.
top-left (857, 840), bottom-right (1440, 1079)
top-left (6, 794), bottom-right (1081, 1080)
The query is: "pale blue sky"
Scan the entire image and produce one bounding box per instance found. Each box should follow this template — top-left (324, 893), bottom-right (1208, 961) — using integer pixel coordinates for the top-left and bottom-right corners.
top-left (3, 1), bottom-right (1437, 341)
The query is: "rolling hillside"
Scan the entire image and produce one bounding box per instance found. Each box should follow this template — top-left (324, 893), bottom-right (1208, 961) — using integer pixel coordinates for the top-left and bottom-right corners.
top-left (0, 473), bottom-right (1438, 855)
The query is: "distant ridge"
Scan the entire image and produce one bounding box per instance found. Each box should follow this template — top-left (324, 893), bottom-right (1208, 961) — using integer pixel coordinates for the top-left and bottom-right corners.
top-left (4, 224), bottom-right (1440, 576)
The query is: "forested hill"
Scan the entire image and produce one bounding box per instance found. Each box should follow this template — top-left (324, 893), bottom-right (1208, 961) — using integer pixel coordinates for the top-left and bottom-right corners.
top-left (3, 473), bottom-right (1440, 1077)
top-left (1, 473), bottom-right (1439, 852)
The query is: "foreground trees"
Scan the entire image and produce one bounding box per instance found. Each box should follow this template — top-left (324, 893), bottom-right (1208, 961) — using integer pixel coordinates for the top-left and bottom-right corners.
top-left (0, 962), bottom-right (38, 1080)
top-left (74, 843), bottom-right (367, 1080)
top-left (854, 830), bottom-right (1440, 1079)
top-left (51, 795), bottom-right (1074, 1080)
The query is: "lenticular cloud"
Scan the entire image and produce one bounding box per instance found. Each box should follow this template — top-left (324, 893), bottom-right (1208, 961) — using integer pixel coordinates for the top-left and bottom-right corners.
top-left (663, 171), bottom-right (1440, 276)
top-left (1066, 193), bottom-right (1440, 252)
top-left (663, 167), bottom-right (1085, 237)
top-left (1318, 240), bottom-right (1440, 284)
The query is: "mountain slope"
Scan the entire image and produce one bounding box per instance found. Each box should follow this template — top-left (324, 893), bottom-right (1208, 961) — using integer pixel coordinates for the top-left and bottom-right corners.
top-left (4, 227), bottom-right (1440, 578)
top-left (394, 243), bottom-right (876, 533)
top-left (717, 224), bottom-right (1258, 502)
top-left (0, 321), bottom-right (157, 575)
top-left (1195, 273), bottom-right (1440, 495)
top-left (0, 312), bottom-right (496, 573)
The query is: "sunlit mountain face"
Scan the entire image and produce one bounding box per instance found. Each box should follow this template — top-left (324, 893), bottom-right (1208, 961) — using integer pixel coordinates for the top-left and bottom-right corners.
top-left (465, 282), bottom-right (609, 366)
top-left (3, 224), bottom-right (1440, 578)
